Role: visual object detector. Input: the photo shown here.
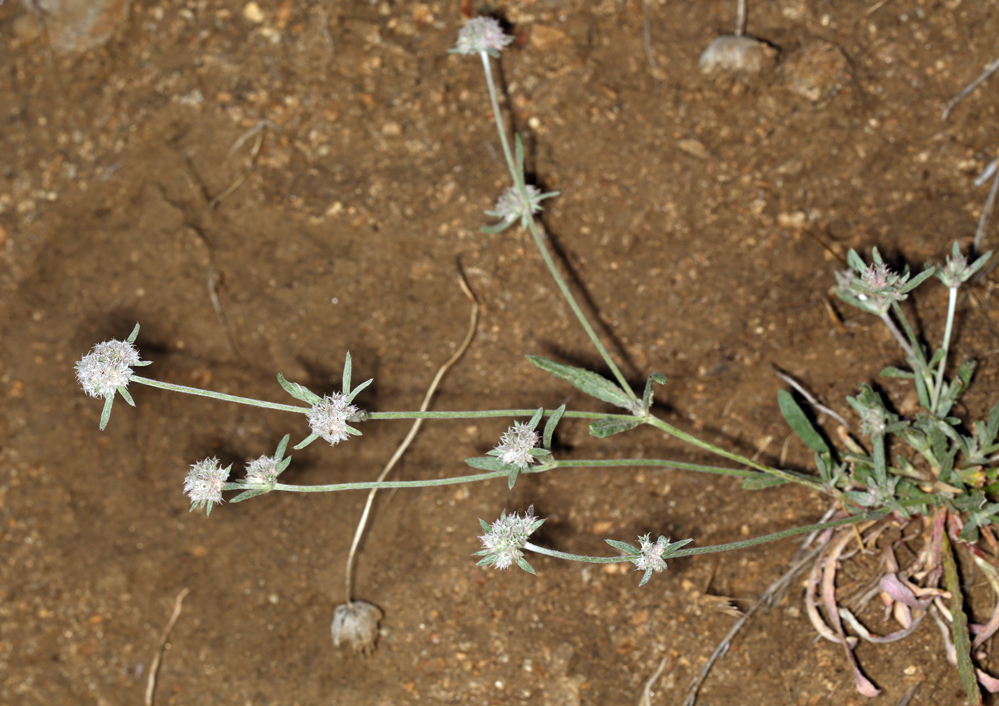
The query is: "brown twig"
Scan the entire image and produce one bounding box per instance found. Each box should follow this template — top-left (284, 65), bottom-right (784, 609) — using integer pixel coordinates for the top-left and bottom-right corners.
top-left (342, 265), bottom-right (480, 605)
top-left (144, 587), bottom-right (191, 706)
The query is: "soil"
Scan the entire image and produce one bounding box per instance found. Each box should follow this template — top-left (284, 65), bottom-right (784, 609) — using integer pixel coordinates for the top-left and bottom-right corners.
top-left (4, 1), bottom-right (999, 704)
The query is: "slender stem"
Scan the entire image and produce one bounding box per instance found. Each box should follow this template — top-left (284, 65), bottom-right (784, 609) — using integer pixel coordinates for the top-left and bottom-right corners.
top-left (522, 509), bottom-right (890, 565)
top-left (557, 458), bottom-right (758, 478)
top-left (131, 375), bottom-right (309, 414)
top-left (890, 301), bottom-right (926, 368)
top-left (643, 416), bottom-right (823, 490)
top-left (366, 409), bottom-right (617, 421)
top-left (478, 52), bottom-right (639, 406)
top-left (931, 287), bottom-right (958, 414)
top-left (129, 377), bottom-right (630, 421)
top-left (879, 311), bottom-right (915, 361)
top-left (268, 456), bottom-right (759, 494)
top-left (734, 0), bottom-right (747, 36)
top-left (134, 369), bottom-right (816, 492)
top-left (480, 53), bottom-right (518, 183)
top-left (524, 542), bottom-right (622, 564)
top-left (273, 470), bottom-right (512, 492)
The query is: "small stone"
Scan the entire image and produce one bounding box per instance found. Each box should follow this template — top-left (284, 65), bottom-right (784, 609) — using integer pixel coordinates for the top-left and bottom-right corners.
top-left (243, 1), bottom-right (265, 24)
top-left (700, 35), bottom-right (778, 76)
top-left (777, 211), bottom-right (808, 229)
top-left (677, 138), bottom-right (712, 161)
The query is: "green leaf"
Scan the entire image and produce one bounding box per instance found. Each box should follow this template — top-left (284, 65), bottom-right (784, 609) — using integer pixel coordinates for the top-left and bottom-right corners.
top-left (277, 373), bottom-right (321, 405)
top-left (880, 366), bottom-right (914, 379)
top-left (589, 417), bottom-right (642, 438)
top-left (912, 370), bottom-right (931, 410)
top-left (99, 395), bottom-right (114, 431)
top-left (986, 400), bottom-right (999, 447)
top-left (642, 372), bottom-right (667, 412)
top-left (230, 489), bottom-right (270, 503)
top-left (465, 456), bottom-right (518, 472)
top-left (126, 322), bottom-right (140, 343)
top-left (527, 356), bottom-right (635, 410)
top-left (528, 407), bottom-right (545, 431)
top-left (663, 538), bottom-right (693, 555)
top-left (275, 434), bottom-right (290, 461)
top-left (117, 385), bottom-right (135, 407)
top-left (941, 532), bottom-right (982, 704)
top-left (342, 351), bottom-right (352, 395)
top-left (515, 556), bottom-right (537, 575)
top-left (293, 432), bottom-right (320, 450)
top-left (346, 377), bottom-right (373, 404)
top-left (605, 539), bottom-right (639, 555)
top-left (897, 266), bottom-right (936, 294)
top-left (543, 404), bottom-right (566, 450)
top-left (968, 250), bottom-right (994, 279)
top-left (507, 467), bottom-right (520, 489)
top-left (846, 249), bottom-right (867, 274)
top-left (777, 389), bottom-right (830, 455)
top-left (872, 434), bottom-right (887, 486)
top-left (741, 475), bottom-right (789, 490)
top-left (480, 220), bottom-right (515, 234)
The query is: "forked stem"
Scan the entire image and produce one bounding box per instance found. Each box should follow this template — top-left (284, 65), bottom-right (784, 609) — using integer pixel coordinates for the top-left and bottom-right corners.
top-left (478, 52), bottom-right (639, 407)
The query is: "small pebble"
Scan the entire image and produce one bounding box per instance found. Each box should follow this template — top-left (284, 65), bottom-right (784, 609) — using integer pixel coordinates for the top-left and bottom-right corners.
top-left (699, 35), bottom-right (778, 76)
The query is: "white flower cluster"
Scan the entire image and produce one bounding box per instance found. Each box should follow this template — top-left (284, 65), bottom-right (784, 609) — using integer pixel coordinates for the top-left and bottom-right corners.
top-left (494, 421), bottom-right (540, 470)
top-left (244, 455), bottom-right (280, 487)
top-left (635, 534), bottom-right (668, 575)
top-left (491, 185), bottom-right (545, 225)
top-left (453, 17), bottom-right (513, 56)
top-left (184, 458), bottom-right (230, 516)
top-left (478, 508), bottom-right (543, 570)
top-left (308, 393), bottom-right (359, 446)
top-left (76, 339), bottom-right (140, 399)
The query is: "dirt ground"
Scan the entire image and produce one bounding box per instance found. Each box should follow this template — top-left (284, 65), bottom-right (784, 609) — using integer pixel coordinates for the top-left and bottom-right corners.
top-left (7, 0), bottom-right (999, 704)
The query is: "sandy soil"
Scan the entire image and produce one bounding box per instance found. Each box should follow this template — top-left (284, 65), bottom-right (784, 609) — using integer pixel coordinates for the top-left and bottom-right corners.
top-left (4, 1), bottom-right (999, 704)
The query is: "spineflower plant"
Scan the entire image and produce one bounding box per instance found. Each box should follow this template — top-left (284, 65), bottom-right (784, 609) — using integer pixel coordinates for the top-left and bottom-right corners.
top-left (73, 15), bottom-right (999, 701)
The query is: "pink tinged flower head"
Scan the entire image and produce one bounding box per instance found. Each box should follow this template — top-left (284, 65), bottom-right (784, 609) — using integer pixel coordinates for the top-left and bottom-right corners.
top-left (245, 455), bottom-right (280, 487)
top-left (184, 458), bottom-right (230, 516)
top-left (308, 392), bottom-right (358, 446)
top-left (76, 339), bottom-right (141, 398)
top-left (635, 535), bottom-right (667, 574)
top-left (495, 421), bottom-right (540, 470)
top-left (454, 17), bottom-right (513, 56)
top-left (492, 185), bottom-right (543, 224)
top-left (478, 508), bottom-right (543, 570)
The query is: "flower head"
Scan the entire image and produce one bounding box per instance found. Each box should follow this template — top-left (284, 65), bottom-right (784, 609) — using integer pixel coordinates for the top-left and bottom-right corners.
top-left (184, 458), bottom-right (231, 516)
top-left (494, 421), bottom-right (541, 470)
top-left (634, 534), bottom-right (668, 584)
top-left (244, 454), bottom-right (280, 488)
top-left (835, 247), bottom-right (935, 318)
top-left (607, 533), bottom-right (688, 586)
top-left (484, 184), bottom-right (559, 232)
top-left (475, 508), bottom-right (545, 572)
top-left (452, 17), bottom-right (513, 57)
top-left (76, 338), bottom-right (141, 399)
top-left (491, 186), bottom-right (542, 224)
top-left (934, 241), bottom-right (993, 289)
top-left (308, 392), bottom-right (359, 446)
